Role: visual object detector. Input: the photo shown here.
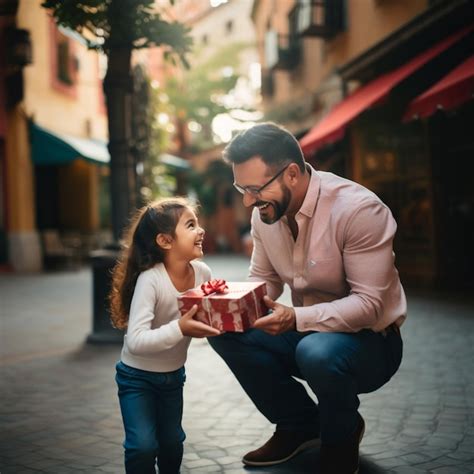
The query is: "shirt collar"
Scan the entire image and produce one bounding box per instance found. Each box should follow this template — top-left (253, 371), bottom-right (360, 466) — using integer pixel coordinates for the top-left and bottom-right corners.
top-left (297, 164), bottom-right (320, 219)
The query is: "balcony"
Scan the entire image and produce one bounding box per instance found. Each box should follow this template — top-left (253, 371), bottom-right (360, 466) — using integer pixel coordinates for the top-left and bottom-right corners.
top-left (292, 0), bottom-right (346, 39)
top-left (265, 30), bottom-right (301, 71)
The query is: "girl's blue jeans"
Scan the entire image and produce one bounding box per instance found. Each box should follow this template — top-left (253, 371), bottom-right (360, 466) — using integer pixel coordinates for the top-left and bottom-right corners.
top-left (208, 327), bottom-right (402, 444)
top-left (115, 361), bottom-right (186, 474)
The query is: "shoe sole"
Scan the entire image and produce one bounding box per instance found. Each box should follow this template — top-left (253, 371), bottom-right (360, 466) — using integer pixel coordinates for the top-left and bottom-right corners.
top-left (242, 438), bottom-right (321, 467)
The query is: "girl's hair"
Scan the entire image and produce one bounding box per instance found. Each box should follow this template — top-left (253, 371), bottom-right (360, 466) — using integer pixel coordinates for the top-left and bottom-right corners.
top-left (109, 197), bottom-right (193, 330)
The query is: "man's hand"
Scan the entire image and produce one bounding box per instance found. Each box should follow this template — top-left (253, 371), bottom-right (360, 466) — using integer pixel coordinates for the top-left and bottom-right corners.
top-left (178, 305), bottom-right (221, 338)
top-left (252, 296), bottom-right (296, 335)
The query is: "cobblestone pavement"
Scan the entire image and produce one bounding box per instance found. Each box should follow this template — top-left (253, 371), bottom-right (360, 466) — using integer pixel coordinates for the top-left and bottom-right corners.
top-left (1, 254), bottom-right (473, 473)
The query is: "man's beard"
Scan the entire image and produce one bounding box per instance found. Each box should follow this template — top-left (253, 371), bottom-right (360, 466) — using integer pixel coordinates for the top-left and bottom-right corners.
top-left (256, 185), bottom-right (292, 224)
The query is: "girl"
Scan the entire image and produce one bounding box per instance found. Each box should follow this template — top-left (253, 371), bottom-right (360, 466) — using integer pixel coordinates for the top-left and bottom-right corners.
top-left (109, 197), bottom-right (220, 474)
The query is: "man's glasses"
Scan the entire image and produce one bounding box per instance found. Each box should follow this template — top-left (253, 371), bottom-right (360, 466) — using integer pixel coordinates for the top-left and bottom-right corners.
top-left (233, 164), bottom-right (290, 197)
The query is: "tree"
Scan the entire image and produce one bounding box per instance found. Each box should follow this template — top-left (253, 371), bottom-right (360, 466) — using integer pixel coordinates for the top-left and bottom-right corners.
top-left (132, 65), bottom-right (178, 202)
top-left (163, 41), bottom-right (257, 153)
top-left (42, 0), bottom-right (192, 241)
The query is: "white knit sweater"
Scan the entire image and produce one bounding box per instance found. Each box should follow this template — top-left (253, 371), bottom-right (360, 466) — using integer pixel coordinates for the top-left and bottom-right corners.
top-left (120, 260), bottom-right (211, 372)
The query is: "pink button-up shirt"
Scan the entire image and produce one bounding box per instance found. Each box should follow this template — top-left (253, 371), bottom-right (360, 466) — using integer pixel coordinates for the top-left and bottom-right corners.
top-left (248, 166), bottom-right (407, 333)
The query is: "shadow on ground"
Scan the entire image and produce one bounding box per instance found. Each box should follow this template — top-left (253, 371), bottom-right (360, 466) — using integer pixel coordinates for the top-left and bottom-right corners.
top-left (241, 449), bottom-right (385, 473)
top-left (65, 341), bottom-right (122, 362)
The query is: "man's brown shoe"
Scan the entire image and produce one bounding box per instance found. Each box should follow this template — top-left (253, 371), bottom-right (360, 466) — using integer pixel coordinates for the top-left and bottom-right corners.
top-left (242, 430), bottom-right (320, 466)
top-left (319, 413), bottom-right (365, 474)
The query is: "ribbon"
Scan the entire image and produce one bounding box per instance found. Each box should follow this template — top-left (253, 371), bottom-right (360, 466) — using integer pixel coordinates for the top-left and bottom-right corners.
top-left (201, 279), bottom-right (228, 296)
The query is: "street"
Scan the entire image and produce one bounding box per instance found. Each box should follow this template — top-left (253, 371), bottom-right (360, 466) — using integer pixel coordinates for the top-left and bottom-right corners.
top-left (1, 254), bottom-right (473, 473)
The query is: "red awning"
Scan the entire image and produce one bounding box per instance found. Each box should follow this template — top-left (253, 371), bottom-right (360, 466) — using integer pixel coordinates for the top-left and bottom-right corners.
top-left (403, 55), bottom-right (474, 120)
top-left (300, 24), bottom-right (474, 156)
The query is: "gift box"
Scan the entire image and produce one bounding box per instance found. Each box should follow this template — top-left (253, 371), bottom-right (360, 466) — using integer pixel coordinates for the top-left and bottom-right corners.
top-left (177, 279), bottom-right (267, 332)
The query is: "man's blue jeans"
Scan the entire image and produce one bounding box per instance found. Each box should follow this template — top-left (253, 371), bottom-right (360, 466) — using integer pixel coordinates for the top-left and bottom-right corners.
top-left (115, 361), bottom-right (186, 474)
top-left (208, 328), bottom-right (402, 444)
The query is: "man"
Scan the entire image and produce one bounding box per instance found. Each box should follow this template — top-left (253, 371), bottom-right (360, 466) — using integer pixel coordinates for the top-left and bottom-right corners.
top-left (207, 123), bottom-right (406, 474)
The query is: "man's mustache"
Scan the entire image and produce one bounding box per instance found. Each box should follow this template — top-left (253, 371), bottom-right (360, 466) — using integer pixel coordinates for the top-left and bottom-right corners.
top-left (254, 200), bottom-right (272, 207)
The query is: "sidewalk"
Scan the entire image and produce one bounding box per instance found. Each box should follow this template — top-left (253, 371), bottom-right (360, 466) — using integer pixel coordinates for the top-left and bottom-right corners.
top-left (1, 254), bottom-right (474, 473)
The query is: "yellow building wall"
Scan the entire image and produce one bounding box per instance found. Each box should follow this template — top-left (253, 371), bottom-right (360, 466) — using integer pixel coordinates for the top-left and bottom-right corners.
top-left (256, 0), bottom-right (429, 104)
top-left (4, 105), bottom-right (42, 271)
top-left (303, 0), bottom-right (428, 90)
top-left (17, 0), bottom-right (106, 232)
top-left (4, 0), bottom-right (110, 271)
top-left (17, 0), bottom-right (108, 140)
top-left (5, 106), bottom-right (36, 232)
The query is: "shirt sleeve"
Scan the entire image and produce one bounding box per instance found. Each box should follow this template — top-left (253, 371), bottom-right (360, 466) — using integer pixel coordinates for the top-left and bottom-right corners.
top-left (248, 210), bottom-right (284, 300)
top-left (200, 261), bottom-right (212, 282)
top-left (126, 271), bottom-right (184, 355)
top-left (295, 200), bottom-right (401, 332)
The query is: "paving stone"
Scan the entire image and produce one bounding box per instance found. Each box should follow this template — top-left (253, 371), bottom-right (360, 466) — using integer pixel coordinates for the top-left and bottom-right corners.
top-left (216, 455), bottom-right (241, 465)
top-left (448, 450), bottom-right (474, 462)
top-left (398, 452), bottom-right (433, 464)
top-left (96, 464), bottom-right (127, 473)
top-left (185, 466), bottom-right (223, 473)
top-left (198, 449), bottom-right (228, 459)
top-left (182, 452), bottom-right (200, 461)
top-left (184, 457), bottom-right (219, 468)
top-left (390, 467), bottom-right (429, 474)
top-left (430, 467), bottom-right (474, 474)
top-left (5, 469), bottom-right (44, 474)
top-left (1, 258), bottom-right (474, 473)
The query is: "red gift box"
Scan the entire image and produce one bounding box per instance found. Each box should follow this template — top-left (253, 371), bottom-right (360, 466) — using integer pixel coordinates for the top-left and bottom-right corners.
top-left (177, 280), bottom-right (268, 332)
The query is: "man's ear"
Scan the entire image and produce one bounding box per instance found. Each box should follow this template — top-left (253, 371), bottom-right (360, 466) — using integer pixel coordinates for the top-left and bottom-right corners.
top-left (287, 163), bottom-right (300, 185)
top-left (156, 233), bottom-right (173, 250)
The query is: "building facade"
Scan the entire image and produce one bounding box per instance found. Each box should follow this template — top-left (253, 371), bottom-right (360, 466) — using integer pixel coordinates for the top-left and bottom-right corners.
top-left (252, 0), bottom-right (473, 288)
top-left (153, 0), bottom-right (261, 253)
top-left (1, 0), bottom-right (109, 272)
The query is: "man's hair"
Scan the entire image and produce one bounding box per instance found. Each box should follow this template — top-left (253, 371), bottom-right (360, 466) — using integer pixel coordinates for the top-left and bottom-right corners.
top-left (222, 122), bottom-right (306, 173)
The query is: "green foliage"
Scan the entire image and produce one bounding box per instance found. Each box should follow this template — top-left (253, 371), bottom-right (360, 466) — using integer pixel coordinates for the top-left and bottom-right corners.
top-left (130, 66), bottom-right (179, 201)
top-left (42, 0), bottom-right (192, 63)
top-left (163, 41), bottom-right (255, 150)
top-left (42, 0), bottom-right (194, 238)
top-left (189, 160), bottom-right (234, 215)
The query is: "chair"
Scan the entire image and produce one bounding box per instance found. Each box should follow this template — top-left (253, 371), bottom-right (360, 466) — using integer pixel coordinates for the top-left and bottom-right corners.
top-left (41, 229), bottom-right (81, 270)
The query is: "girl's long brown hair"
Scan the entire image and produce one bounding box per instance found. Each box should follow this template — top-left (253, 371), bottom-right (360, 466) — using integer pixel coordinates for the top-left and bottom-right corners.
top-left (109, 197), bottom-right (192, 330)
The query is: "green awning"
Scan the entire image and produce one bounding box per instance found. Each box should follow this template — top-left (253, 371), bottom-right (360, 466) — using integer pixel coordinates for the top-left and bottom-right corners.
top-left (30, 122), bottom-right (110, 166)
top-left (158, 153), bottom-right (191, 170)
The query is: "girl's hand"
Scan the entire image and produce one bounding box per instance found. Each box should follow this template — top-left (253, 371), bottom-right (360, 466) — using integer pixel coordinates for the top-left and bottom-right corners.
top-left (179, 305), bottom-right (221, 338)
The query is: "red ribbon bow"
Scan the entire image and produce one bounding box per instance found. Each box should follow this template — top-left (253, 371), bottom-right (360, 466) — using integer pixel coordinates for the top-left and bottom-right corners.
top-left (201, 279), bottom-right (228, 296)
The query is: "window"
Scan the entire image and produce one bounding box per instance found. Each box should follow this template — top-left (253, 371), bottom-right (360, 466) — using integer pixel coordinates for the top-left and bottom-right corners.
top-left (225, 20), bottom-right (233, 34)
top-left (49, 21), bottom-right (78, 98)
top-left (264, 7), bottom-right (302, 72)
top-left (57, 38), bottom-right (73, 85)
top-left (294, 0), bottom-right (346, 38)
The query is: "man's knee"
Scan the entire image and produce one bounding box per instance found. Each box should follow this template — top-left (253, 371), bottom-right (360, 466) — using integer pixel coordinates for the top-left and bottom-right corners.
top-left (296, 334), bottom-right (330, 370)
top-left (295, 333), bottom-right (351, 385)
